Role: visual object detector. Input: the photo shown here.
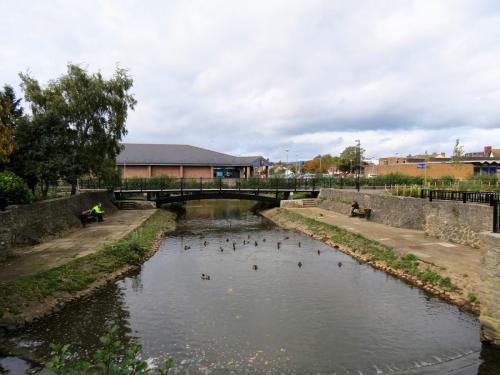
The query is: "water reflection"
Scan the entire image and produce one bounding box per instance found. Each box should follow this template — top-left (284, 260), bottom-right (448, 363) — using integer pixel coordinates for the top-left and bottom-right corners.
top-left (1, 200), bottom-right (499, 374)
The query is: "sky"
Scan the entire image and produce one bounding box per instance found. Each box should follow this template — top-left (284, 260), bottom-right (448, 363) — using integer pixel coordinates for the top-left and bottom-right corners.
top-left (1, 0), bottom-right (500, 161)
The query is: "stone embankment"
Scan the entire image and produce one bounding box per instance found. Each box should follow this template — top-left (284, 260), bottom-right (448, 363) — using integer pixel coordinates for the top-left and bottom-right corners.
top-left (0, 191), bottom-right (116, 260)
top-left (479, 232), bottom-right (500, 345)
top-left (0, 209), bottom-right (176, 330)
top-left (317, 188), bottom-right (492, 248)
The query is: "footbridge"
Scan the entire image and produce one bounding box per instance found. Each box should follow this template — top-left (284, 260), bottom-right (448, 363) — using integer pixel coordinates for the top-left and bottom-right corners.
top-left (79, 177), bottom-right (324, 206)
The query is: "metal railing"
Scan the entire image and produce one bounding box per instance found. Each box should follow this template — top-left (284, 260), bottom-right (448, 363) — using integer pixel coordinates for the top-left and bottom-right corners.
top-left (420, 189), bottom-right (500, 204)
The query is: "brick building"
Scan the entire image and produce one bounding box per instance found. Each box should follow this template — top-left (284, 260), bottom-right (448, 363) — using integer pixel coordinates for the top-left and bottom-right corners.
top-left (116, 144), bottom-right (270, 179)
top-left (371, 149), bottom-right (500, 179)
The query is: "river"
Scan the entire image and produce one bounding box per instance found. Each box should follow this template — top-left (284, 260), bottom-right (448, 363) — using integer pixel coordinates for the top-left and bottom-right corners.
top-left (1, 200), bottom-right (499, 374)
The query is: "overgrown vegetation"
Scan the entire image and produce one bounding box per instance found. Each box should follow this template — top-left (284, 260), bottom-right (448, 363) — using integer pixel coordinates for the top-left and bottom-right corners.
top-left (467, 292), bottom-right (478, 303)
top-left (0, 170), bottom-right (33, 206)
top-left (46, 325), bottom-right (174, 374)
top-left (0, 210), bottom-right (176, 319)
top-left (275, 209), bottom-right (460, 292)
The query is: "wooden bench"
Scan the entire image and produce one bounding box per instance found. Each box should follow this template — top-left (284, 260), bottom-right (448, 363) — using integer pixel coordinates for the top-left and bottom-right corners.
top-left (352, 208), bottom-right (372, 220)
top-left (80, 209), bottom-right (96, 225)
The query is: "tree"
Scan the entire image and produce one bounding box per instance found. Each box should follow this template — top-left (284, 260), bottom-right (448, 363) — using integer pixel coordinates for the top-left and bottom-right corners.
top-left (20, 64), bottom-right (136, 194)
top-left (303, 159), bottom-right (319, 173)
top-left (338, 146), bottom-right (365, 172)
top-left (452, 138), bottom-right (464, 164)
top-left (0, 85), bottom-right (24, 165)
top-left (10, 113), bottom-right (72, 198)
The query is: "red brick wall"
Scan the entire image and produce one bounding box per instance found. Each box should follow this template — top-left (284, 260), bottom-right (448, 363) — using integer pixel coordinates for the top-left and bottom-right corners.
top-left (368, 163), bottom-right (474, 179)
top-left (120, 165), bottom-right (150, 178)
top-left (151, 166), bottom-right (181, 177)
top-left (183, 166), bottom-right (212, 178)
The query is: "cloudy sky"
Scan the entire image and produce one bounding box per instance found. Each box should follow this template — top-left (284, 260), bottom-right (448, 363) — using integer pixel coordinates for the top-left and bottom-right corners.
top-left (1, 0), bottom-right (500, 161)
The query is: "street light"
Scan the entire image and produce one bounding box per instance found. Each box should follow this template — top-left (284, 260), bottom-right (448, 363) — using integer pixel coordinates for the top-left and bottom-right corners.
top-left (355, 140), bottom-right (361, 192)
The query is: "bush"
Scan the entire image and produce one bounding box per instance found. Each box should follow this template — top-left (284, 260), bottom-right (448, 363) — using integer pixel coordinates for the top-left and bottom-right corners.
top-left (0, 170), bottom-right (33, 206)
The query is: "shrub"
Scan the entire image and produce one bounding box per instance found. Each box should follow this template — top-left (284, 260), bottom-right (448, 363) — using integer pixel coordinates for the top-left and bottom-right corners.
top-left (0, 170), bottom-right (33, 206)
top-left (467, 292), bottom-right (477, 303)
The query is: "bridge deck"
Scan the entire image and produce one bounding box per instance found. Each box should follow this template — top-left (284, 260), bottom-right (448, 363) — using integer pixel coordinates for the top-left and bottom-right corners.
top-left (112, 188), bottom-right (317, 193)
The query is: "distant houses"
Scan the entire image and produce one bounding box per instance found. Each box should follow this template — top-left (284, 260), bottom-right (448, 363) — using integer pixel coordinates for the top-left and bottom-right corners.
top-left (116, 144), bottom-right (270, 179)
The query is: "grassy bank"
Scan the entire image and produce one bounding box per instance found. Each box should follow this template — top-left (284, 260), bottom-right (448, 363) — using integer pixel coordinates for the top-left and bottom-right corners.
top-left (0, 209), bottom-right (176, 325)
top-left (264, 208), bottom-right (479, 313)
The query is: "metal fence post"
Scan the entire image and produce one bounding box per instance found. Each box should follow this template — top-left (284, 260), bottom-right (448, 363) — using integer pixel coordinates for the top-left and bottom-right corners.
top-left (429, 190), bottom-right (433, 202)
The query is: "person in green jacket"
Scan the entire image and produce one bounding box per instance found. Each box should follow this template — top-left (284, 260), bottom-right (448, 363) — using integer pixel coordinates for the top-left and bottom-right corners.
top-left (90, 202), bottom-right (104, 222)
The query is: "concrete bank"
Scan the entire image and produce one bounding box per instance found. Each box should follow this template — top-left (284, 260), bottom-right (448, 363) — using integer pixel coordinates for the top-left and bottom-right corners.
top-left (0, 209), bottom-right (176, 330)
top-left (0, 191), bottom-right (116, 260)
top-left (317, 188), bottom-right (492, 248)
top-left (262, 207), bottom-right (480, 315)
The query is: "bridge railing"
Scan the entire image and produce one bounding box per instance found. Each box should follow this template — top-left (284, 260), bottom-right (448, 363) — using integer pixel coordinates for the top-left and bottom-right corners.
top-left (79, 176), bottom-right (355, 192)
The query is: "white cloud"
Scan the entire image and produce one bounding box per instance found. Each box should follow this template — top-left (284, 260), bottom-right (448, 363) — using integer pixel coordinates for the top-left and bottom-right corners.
top-left (1, 0), bottom-right (500, 160)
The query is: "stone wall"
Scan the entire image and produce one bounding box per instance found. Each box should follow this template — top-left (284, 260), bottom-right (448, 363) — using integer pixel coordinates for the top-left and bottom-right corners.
top-left (0, 191), bottom-right (116, 260)
top-left (479, 232), bottom-right (500, 346)
top-left (280, 200), bottom-right (304, 208)
top-left (318, 189), bottom-right (492, 247)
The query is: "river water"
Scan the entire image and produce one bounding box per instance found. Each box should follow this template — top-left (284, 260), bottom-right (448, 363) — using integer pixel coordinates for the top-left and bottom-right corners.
top-left (1, 200), bottom-right (499, 374)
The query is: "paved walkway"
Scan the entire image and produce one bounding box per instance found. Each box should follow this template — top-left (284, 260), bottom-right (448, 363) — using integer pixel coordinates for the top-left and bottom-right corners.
top-left (286, 207), bottom-right (483, 294)
top-left (0, 210), bottom-right (156, 284)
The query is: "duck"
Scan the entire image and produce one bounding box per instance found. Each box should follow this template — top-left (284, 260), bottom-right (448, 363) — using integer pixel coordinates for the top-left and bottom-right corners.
top-left (252, 265), bottom-right (258, 270)
top-left (262, 238), bottom-right (266, 242)
top-left (298, 261), bottom-right (303, 268)
top-left (284, 236), bottom-right (289, 240)
top-left (184, 245), bottom-right (191, 250)
top-left (298, 242), bottom-right (301, 247)
top-left (219, 247), bottom-right (224, 252)
top-left (317, 250), bottom-right (321, 255)
top-left (226, 238), bottom-right (229, 242)
top-left (201, 273), bottom-right (211, 280)
top-left (204, 241), bottom-right (208, 246)
top-left (233, 243), bottom-right (236, 251)
top-left (337, 261), bottom-right (343, 268)
top-left (254, 241), bottom-right (258, 247)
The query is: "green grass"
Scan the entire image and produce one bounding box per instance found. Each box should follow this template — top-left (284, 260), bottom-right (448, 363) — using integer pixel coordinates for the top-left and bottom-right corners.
top-left (275, 209), bottom-right (459, 291)
top-left (0, 209), bottom-right (176, 319)
top-left (467, 292), bottom-right (478, 303)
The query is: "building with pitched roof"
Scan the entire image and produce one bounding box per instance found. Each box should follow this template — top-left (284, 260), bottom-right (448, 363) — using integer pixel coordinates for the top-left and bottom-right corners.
top-left (116, 144), bottom-right (270, 179)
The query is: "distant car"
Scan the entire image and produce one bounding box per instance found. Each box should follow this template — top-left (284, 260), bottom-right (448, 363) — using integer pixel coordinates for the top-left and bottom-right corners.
top-left (366, 173), bottom-right (378, 178)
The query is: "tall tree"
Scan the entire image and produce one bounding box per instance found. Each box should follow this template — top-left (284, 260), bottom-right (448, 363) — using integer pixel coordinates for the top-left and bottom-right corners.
top-left (0, 85), bottom-right (24, 165)
top-left (338, 146), bottom-right (365, 172)
top-left (452, 138), bottom-right (464, 164)
top-left (10, 113), bottom-right (72, 197)
top-left (20, 64), bottom-right (136, 193)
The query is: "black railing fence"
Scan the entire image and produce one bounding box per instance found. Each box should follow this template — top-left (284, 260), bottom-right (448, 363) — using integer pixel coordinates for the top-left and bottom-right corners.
top-left (420, 189), bottom-right (500, 205)
top-left (79, 177), bottom-right (359, 192)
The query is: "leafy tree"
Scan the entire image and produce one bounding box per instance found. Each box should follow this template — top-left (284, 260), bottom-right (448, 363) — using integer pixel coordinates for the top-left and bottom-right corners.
top-left (303, 159), bottom-right (319, 172)
top-left (10, 113), bottom-right (72, 198)
top-left (338, 146), bottom-right (365, 172)
top-left (452, 138), bottom-right (464, 164)
top-left (20, 64), bottom-right (136, 194)
top-left (0, 170), bottom-right (33, 206)
top-left (0, 85), bottom-right (24, 165)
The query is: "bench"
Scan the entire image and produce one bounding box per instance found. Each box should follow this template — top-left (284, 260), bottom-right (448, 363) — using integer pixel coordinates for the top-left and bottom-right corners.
top-left (80, 209), bottom-right (97, 225)
top-left (352, 208), bottom-right (372, 220)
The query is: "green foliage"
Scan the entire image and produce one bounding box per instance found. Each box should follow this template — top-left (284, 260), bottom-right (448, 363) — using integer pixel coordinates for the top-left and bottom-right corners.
top-left (338, 146), bottom-right (365, 172)
top-left (0, 170), bottom-right (33, 205)
top-left (0, 85), bottom-right (24, 164)
top-left (0, 210), bottom-right (176, 318)
top-left (9, 112), bottom-right (72, 198)
top-left (467, 292), bottom-right (477, 303)
top-left (46, 325), bottom-right (174, 374)
top-left (19, 64), bottom-right (136, 193)
top-left (452, 138), bottom-right (464, 164)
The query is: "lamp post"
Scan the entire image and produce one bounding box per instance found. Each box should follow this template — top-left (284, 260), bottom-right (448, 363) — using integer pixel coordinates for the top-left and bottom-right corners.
top-left (355, 140), bottom-right (361, 192)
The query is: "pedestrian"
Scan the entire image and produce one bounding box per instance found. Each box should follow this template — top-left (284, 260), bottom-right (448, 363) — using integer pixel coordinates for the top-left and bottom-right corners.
top-left (90, 202), bottom-right (105, 222)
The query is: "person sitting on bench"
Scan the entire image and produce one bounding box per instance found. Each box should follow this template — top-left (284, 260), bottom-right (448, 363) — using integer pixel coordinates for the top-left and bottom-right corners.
top-left (90, 202), bottom-right (105, 222)
top-left (351, 200), bottom-right (360, 217)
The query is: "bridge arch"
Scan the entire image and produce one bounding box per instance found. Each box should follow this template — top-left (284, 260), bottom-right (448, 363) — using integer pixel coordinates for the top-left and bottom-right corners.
top-left (152, 192), bottom-right (282, 207)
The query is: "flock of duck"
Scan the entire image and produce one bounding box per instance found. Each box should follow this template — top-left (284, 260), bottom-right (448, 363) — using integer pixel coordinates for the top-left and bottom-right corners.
top-left (184, 233), bottom-right (343, 281)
